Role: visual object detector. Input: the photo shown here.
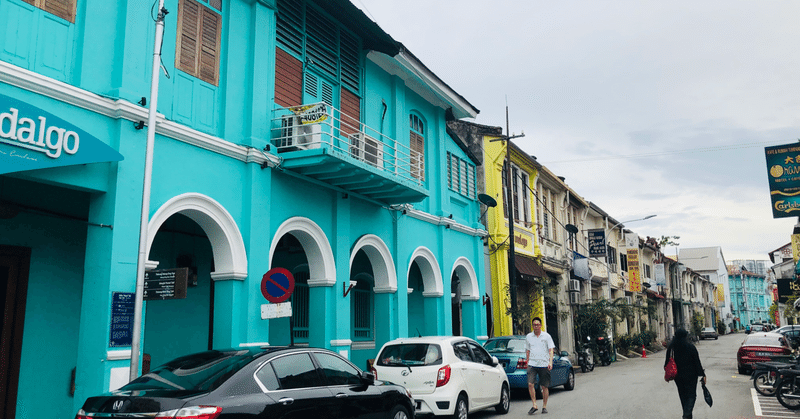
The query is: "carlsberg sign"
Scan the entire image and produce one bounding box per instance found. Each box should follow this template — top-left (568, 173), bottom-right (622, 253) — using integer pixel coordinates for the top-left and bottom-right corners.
top-left (0, 93), bottom-right (123, 174)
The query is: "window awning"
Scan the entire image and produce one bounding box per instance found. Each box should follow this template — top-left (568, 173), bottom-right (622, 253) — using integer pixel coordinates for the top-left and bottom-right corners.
top-left (515, 254), bottom-right (546, 280)
top-left (645, 289), bottom-right (665, 299)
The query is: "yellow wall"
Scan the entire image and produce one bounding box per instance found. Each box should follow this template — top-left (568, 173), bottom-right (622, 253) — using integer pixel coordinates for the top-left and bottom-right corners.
top-left (483, 136), bottom-right (546, 335)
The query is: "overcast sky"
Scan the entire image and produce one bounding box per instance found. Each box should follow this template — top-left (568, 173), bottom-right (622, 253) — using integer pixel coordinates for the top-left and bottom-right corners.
top-left (355, 0), bottom-right (800, 261)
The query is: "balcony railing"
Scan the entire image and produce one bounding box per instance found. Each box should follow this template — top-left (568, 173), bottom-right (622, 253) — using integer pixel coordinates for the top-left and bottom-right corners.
top-left (272, 103), bottom-right (423, 186)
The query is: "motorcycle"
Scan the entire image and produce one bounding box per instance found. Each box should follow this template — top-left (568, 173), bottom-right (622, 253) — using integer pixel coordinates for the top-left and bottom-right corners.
top-left (751, 354), bottom-right (800, 397)
top-left (596, 336), bottom-right (612, 366)
top-left (576, 336), bottom-right (594, 373)
top-left (776, 368), bottom-right (800, 409)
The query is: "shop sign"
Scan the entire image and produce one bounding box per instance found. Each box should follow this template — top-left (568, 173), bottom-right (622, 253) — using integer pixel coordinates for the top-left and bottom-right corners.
top-left (627, 248), bottom-right (641, 292)
top-left (0, 93), bottom-right (123, 174)
top-left (765, 143), bottom-right (800, 218)
top-left (110, 292), bottom-right (135, 347)
top-left (654, 263), bottom-right (666, 286)
top-left (513, 230), bottom-right (534, 253)
top-left (288, 103), bottom-right (328, 125)
top-left (776, 277), bottom-right (800, 303)
top-left (144, 268), bottom-right (188, 300)
top-left (587, 229), bottom-right (606, 257)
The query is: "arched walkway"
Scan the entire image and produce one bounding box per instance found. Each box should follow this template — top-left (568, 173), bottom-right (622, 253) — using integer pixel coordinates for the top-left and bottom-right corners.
top-left (147, 193), bottom-right (247, 280)
top-left (268, 217), bottom-right (336, 286)
top-left (407, 246), bottom-right (443, 336)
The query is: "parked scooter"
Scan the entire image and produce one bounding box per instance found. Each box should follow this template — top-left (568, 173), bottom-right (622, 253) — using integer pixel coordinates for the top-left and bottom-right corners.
top-left (576, 336), bottom-right (594, 373)
top-left (776, 367), bottom-right (800, 409)
top-left (596, 336), bottom-right (612, 366)
top-left (752, 354), bottom-right (800, 397)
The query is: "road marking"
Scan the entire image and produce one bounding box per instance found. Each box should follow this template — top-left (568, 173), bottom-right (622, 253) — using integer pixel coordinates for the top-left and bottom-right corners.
top-left (752, 387), bottom-right (800, 418)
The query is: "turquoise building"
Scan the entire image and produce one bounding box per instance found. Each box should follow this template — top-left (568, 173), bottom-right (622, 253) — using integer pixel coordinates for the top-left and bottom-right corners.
top-left (0, 0), bottom-right (488, 417)
top-left (729, 266), bottom-right (769, 328)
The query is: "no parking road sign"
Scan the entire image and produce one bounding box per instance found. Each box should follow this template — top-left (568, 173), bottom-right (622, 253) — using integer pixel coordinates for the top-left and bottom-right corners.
top-left (261, 267), bottom-right (295, 303)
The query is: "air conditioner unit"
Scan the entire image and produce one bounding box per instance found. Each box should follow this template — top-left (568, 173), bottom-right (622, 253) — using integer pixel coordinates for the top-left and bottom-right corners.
top-left (569, 293), bottom-right (581, 305)
top-left (569, 279), bottom-right (580, 292)
top-left (349, 132), bottom-right (383, 167)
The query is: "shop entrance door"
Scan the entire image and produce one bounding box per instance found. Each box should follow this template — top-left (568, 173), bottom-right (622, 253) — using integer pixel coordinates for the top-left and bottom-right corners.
top-left (0, 246), bottom-right (31, 419)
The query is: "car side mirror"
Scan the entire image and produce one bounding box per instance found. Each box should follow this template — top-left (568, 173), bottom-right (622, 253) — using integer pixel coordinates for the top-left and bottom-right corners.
top-left (490, 356), bottom-right (499, 367)
top-left (360, 371), bottom-right (375, 385)
top-left (560, 351), bottom-right (569, 358)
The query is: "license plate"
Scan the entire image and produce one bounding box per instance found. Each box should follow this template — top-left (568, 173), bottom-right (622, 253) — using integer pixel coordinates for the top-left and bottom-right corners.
top-left (756, 352), bottom-right (772, 357)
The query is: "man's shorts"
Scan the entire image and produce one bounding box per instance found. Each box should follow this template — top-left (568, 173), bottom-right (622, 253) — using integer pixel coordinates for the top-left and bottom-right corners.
top-left (527, 366), bottom-right (551, 387)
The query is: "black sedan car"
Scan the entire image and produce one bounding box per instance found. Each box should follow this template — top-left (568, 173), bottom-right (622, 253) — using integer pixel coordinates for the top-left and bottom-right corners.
top-left (76, 347), bottom-right (414, 419)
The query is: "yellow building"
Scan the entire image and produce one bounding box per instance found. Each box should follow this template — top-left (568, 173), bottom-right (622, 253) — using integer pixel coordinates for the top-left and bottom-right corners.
top-left (483, 136), bottom-right (546, 336)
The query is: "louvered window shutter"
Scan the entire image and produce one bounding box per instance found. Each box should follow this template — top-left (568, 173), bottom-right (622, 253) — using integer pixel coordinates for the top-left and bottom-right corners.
top-left (176, 0), bottom-right (221, 86)
top-left (24, 0), bottom-right (76, 23)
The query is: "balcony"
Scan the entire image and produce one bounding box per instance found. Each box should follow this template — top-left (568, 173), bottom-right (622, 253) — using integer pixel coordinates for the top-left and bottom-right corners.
top-left (271, 103), bottom-right (428, 205)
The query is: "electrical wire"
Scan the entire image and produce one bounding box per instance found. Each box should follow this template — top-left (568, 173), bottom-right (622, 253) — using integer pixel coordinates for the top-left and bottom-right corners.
top-left (543, 140), bottom-right (778, 164)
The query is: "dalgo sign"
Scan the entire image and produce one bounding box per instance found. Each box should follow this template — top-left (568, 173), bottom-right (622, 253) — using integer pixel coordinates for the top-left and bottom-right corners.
top-left (0, 94), bottom-right (124, 174)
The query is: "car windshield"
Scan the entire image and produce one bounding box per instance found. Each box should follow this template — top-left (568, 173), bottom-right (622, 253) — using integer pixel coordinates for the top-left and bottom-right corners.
top-left (751, 325), bottom-right (765, 331)
top-left (484, 338), bottom-right (526, 352)
top-left (702, 328), bottom-right (715, 332)
top-left (377, 343), bottom-right (442, 366)
top-left (122, 350), bottom-right (257, 392)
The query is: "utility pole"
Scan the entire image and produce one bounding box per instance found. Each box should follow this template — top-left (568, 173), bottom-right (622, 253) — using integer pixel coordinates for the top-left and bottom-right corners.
top-left (491, 107), bottom-right (524, 334)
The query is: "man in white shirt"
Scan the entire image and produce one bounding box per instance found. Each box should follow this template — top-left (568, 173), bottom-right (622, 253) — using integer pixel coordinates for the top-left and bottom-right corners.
top-left (525, 317), bottom-right (554, 414)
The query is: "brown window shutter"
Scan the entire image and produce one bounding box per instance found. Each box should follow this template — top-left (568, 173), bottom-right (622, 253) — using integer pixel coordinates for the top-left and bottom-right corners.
top-left (275, 47), bottom-right (302, 107)
top-left (42, 0), bottom-right (76, 23)
top-left (22, 0), bottom-right (36, 6)
top-left (340, 88), bottom-right (360, 137)
top-left (410, 131), bottom-right (425, 181)
top-left (199, 7), bottom-right (221, 86)
top-left (176, 0), bottom-right (200, 76)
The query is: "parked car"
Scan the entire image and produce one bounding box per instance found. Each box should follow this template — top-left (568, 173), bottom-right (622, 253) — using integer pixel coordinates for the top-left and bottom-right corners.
top-left (737, 332), bottom-right (793, 374)
top-left (76, 347), bottom-right (415, 419)
top-left (748, 324), bottom-right (766, 334)
top-left (774, 325), bottom-right (800, 349)
top-left (373, 336), bottom-right (510, 418)
top-left (699, 327), bottom-right (718, 340)
top-left (482, 335), bottom-right (575, 391)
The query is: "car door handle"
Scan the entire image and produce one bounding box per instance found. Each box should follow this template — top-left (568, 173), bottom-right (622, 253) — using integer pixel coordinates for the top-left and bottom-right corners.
top-left (335, 393), bottom-right (348, 398)
top-left (278, 397), bottom-right (294, 406)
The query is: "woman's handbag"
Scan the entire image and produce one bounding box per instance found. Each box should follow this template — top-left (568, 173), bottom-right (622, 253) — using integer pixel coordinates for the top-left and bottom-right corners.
top-left (702, 382), bottom-right (713, 407)
top-left (664, 357), bottom-right (678, 381)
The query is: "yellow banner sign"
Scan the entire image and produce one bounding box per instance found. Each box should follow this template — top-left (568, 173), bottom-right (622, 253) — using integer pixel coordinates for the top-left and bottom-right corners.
top-left (288, 103), bottom-right (329, 125)
top-left (627, 248), bottom-right (641, 292)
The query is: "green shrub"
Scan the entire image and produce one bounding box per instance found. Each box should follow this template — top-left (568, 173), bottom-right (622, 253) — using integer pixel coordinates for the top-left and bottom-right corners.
top-left (716, 320), bottom-right (726, 335)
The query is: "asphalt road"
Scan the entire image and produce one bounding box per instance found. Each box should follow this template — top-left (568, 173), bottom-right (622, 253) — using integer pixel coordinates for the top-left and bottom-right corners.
top-left (468, 332), bottom-right (800, 419)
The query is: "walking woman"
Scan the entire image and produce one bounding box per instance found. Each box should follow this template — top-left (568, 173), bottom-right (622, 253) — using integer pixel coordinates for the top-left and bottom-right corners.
top-left (665, 329), bottom-right (707, 419)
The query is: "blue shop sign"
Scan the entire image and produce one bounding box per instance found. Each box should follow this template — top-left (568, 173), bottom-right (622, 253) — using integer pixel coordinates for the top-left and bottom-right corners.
top-left (0, 93), bottom-right (123, 174)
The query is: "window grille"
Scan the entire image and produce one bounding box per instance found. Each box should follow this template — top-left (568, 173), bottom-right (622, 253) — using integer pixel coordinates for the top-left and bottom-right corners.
top-left (292, 281), bottom-right (309, 341)
top-left (352, 288), bottom-right (372, 339)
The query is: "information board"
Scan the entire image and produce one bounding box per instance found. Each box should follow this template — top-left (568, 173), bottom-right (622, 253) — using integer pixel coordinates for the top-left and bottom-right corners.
top-left (144, 268), bottom-right (188, 300)
top-left (110, 292), bottom-right (135, 347)
top-left (588, 229), bottom-right (606, 257)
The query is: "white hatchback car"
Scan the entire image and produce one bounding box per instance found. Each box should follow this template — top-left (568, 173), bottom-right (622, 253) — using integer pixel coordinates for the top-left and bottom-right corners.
top-left (373, 336), bottom-right (510, 418)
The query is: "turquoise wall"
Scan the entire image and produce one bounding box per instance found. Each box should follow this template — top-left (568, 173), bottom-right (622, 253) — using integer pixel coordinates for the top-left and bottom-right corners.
top-left (0, 187), bottom-right (87, 419)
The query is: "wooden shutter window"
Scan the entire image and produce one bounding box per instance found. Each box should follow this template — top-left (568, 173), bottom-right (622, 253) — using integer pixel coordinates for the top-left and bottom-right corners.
top-left (340, 88), bottom-right (360, 137)
top-left (410, 131), bottom-right (425, 181)
top-left (23, 0), bottom-right (76, 23)
top-left (275, 47), bottom-right (303, 107)
top-left (176, 0), bottom-right (221, 86)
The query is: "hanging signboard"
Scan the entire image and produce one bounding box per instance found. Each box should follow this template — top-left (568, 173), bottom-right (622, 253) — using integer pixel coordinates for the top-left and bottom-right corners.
top-left (654, 263), bottom-right (666, 286)
top-left (765, 143), bottom-right (800, 218)
top-left (0, 93), bottom-right (124, 174)
top-left (144, 268), bottom-right (189, 300)
top-left (627, 248), bottom-right (641, 292)
top-left (587, 229), bottom-right (606, 257)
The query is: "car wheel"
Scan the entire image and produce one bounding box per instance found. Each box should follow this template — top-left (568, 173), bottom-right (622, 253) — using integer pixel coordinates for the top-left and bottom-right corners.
top-left (389, 405), bottom-right (410, 419)
top-left (563, 369), bottom-right (575, 391)
top-left (580, 363), bottom-right (587, 373)
top-left (715, 336), bottom-right (718, 340)
top-left (495, 383), bottom-right (510, 414)
top-left (453, 394), bottom-right (468, 419)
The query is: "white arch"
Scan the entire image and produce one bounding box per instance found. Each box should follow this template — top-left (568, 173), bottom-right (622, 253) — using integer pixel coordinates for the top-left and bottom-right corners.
top-left (451, 257), bottom-right (479, 301)
top-left (408, 246), bottom-right (443, 297)
top-left (269, 217), bottom-right (336, 287)
top-left (147, 193), bottom-right (248, 281)
top-left (351, 234), bottom-right (397, 294)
